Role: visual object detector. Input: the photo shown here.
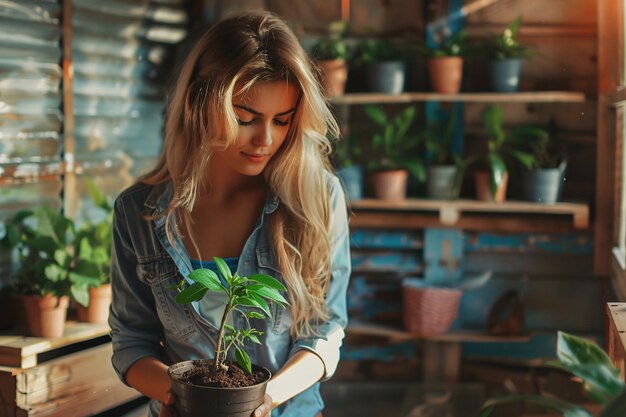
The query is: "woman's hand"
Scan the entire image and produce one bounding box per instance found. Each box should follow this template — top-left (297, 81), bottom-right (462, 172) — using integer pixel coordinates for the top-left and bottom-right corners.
top-left (253, 393), bottom-right (272, 417)
top-left (158, 389), bottom-right (177, 417)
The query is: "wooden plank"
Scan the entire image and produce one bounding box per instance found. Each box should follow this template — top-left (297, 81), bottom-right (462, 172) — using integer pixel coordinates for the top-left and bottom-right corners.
top-left (330, 91), bottom-right (587, 106)
top-left (607, 303), bottom-right (626, 380)
top-left (0, 322), bottom-right (110, 369)
top-left (348, 199), bottom-right (590, 233)
top-left (350, 211), bottom-right (581, 234)
top-left (0, 342), bottom-right (141, 417)
top-left (595, 0), bottom-right (622, 276)
top-left (351, 198), bottom-right (589, 216)
top-left (346, 320), bottom-right (531, 343)
top-left (422, 341), bottom-right (461, 382)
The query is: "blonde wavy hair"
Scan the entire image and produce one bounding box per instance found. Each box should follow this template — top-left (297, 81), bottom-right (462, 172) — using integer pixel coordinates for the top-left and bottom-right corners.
top-left (142, 11), bottom-right (340, 339)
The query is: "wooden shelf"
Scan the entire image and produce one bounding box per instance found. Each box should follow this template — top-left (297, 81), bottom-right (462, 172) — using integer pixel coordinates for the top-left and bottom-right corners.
top-left (0, 321), bottom-right (110, 369)
top-left (330, 91), bottom-right (588, 105)
top-left (349, 198), bottom-right (589, 233)
top-left (347, 320), bottom-right (531, 343)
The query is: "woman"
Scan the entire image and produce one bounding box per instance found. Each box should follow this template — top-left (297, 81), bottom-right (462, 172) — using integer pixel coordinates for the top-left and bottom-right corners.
top-left (108, 10), bottom-right (351, 417)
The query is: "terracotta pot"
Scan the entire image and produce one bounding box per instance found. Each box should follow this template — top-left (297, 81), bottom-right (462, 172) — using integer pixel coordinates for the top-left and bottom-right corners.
top-left (22, 294), bottom-right (69, 338)
top-left (77, 283), bottom-right (112, 324)
top-left (368, 169), bottom-right (408, 201)
top-left (169, 359), bottom-right (271, 417)
top-left (317, 59), bottom-right (348, 97)
top-left (427, 56), bottom-right (463, 94)
top-left (474, 170), bottom-right (509, 202)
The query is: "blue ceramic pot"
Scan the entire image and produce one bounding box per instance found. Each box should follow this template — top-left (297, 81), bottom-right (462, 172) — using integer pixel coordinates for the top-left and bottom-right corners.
top-left (490, 58), bottom-right (522, 92)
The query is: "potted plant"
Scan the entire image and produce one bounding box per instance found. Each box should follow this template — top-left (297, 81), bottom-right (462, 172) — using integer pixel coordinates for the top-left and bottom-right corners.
top-left (356, 39), bottom-right (407, 95)
top-left (334, 132), bottom-right (364, 200)
top-left (311, 21), bottom-right (350, 97)
top-left (2, 207), bottom-right (75, 337)
top-left (416, 110), bottom-right (464, 199)
top-left (484, 16), bottom-right (537, 92)
top-left (481, 331), bottom-right (626, 417)
top-left (519, 125), bottom-right (568, 204)
top-left (168, 257), bottom-right (287, 417)
top-left (418, 29), bottom-right (471, 94)
top-left (74, 179), bottom-right (114, 323)
top-left (467, 104), bottom-right (539, 202)
top-left (363, 105), bottom-right (425, 200)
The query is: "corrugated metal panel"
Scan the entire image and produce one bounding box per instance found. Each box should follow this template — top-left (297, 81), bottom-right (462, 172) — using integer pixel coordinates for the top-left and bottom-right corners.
top-left (0, 1), bottom-right (64, 219)
top-left (70, 0), bottom-right (188, 222)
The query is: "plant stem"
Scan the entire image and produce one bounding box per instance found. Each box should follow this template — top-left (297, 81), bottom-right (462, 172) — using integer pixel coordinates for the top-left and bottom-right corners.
top-left (214, 301), bottom-right (231, 371)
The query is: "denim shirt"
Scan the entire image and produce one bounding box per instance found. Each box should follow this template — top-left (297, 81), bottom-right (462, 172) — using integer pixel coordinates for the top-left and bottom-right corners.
top-left (108, 174), bottom-right (351, 417)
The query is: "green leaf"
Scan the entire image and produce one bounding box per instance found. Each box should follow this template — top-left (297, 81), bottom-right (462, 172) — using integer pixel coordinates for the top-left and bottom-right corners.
top-left (213, 256), bottom-right (233, 282)
top-left (176, 283), bottom-right (209, 304)
top-left (246, 274), bottom-right (287, 291)
top-left (245, 284), bottom-right (289, 305)
top-left (480, 395), bottom-right (593, 417)
top-left (488, 152), bottom-right (506, 198)
top-left (551, 332), bottom-right (626, 403)
top-left (364, 105), bottom-right (388, 126)
top-left (224, 324), bottom-right (236, 333)
top-left (235, 347), bottom-right (252, 374)
top-left (188, 268), bottom-right (224, 292)
top-left (247, 333), bottom-right (261, 344)
top-left (78, 238), bottom-right (93, 260)
top-left (71, 285), bottom-right (90, 307)
top-left (54, 249), bottom-right (70, 267)
top-left (484, 105), bottom-right (505, 145)
top-left (69, 271), bottom-right (101, 288)
top-left (237, 295), bottom-right (271, 317)
top-left (508, 149), bottom-right (536, 169)
top-left (45, 263), bottom-right (65, 282)
top-left (247, 311), bottom-right (265, 320)
top-left (85, 177), bottom-right (111, 210)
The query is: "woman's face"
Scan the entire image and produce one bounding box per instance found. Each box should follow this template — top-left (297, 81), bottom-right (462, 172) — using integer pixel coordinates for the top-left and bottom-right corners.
top-left (212, 80), bottom-right (299, 178)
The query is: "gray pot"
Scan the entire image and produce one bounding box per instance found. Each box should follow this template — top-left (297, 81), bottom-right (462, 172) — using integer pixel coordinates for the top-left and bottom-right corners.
top-left (366, 61), bottom-right (406, 95)
top-left (489, 58), bottom-right (522, 92)
top-left (337, 165), bottom-right (363, 200)
top-left (427, 165), bottom-right (458, 199)
top-left (522, 162), bottom-right (566, 204)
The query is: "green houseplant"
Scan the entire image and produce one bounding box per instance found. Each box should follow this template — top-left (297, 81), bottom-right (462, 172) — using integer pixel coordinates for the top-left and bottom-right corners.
top-left (363, 105), bottom-right (425, 200)
top-left (416, 111), bottom-right (464, 199)
top-left (311, 21), bottom-right (350, 97)
top-left (74, 179), bottom-right (114, 323)
top-left (1, 206), bottom-right (101, 337)
top-left (481, 331), bottom-right (626, 417)
top-left (419, 30), bottom-right (472, 93)
top-left (356, 39), bottom-right (407, 94)
top-left (467, 104), bottom-right (540, 202)
top-left (485, 16), bottom-right (537, 92)
top-left (519, 126), bottom-right (569, 203)
top-left (168, 257), bottom-right (287, 417)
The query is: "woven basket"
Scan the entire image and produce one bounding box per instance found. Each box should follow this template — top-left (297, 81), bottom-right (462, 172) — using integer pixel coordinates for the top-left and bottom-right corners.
top-left (402, 285), bottom-right (463, 336)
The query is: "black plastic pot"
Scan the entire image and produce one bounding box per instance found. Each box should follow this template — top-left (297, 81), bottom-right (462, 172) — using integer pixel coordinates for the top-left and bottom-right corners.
top-left (168, 359), bottom-right (271, 417)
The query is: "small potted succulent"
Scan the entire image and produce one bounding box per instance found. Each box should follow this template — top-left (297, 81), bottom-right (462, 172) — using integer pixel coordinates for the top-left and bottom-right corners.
top-left (363, 105), bottom-right (425, 200)
top-left (311, 21), bottom-right (350, 97)
top-left (484, 16), bottom-right (537, 92)
top-left (168, 257), bottom-right (287, 417)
